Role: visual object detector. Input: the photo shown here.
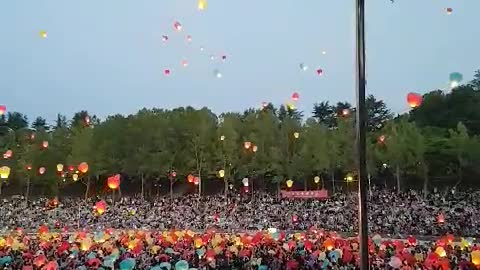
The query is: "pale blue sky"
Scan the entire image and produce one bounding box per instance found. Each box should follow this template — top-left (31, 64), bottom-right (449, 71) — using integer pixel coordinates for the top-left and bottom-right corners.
top-left (0, 0), bottom-right (478, 123)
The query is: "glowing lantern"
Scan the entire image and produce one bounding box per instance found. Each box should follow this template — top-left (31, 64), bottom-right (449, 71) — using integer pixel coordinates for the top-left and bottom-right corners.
top-left (345, 174), bottom-right (354, 182)
top-left (292, 214), bottom-right (298, 223)
top-left (170, 171), bottom-right (177, 177)
top-left (293, 132), bottom-right (300, 139)
top-left (242, 177), bottom-right (249, 187)
top-left (194, 176), bottom-right (200, 185)
top-left (314, 176), bottom-right (320, 184)
top-left (164, 69), bottom-right (171, 76)
top-left (342, 108), bottom-right (350, 116)
top-left (437, 213), bottom-right (445, 224)
top-left (261, 102), bottom-right (268, 109)
top-left (84, 116), bottom-right (91, 125)
top-left (173, 21), bottom-right (182, 31)
top-left (181, 59), bottom-right (188, 67)
top-left (0, 166), bottom-right (10, 179)
top-left (299, 63), bottom-right (308, 71)
top-left (162, 35), bottom-right (168, 42)
top-left (0, 105), bottom-right (6, 115)
top-left (286, 179), bottom-right (293, 188)
top-left (316, 68), bottom-right (323, 76)
top-left (252, 145), bottom-right (258, 152)
top-left (107, 174), bottom-right (120, 189)
top-left (78, 162), bottom-right (89, 173)
top-left (42, 141), bottom-right (49, 148)
top-left (95, 200), bottom-right (107, 215)
top-left (4, 150), bottom-right (12, 158)
top-left (187, 174), bottom-right (194, 183)
top-left (471, 250), bottom-right (480, 266)
top-left (291, 92), bottom-right (300, 101)
top-left (40, 30), bottom-right (48, 38)
top-left (322, 50), bottom-right (327, 55)
top-left (218, 169), bottom-right (225, 178)
top-left (287, 103), bottom-right (296, 110)
top-left (449, 72), bottom-right (463, 88)
top-left (26, 165), bottom-right (32, 171)
top-left (435, 247), bottom-right (446, 257)
top-left (446, 7), bottom-right (453, 15)
top-left (72, 174), bottom-right (79, 181)
top-left (56, 164), bottom-right (64, 172)
top-left (186, 35), bottom-right (192, 42)
top-left (214, 69), bottom-right (222, 78)
top-left (198, 0), bottom-right (207, 10)
top-left (220, 135), bottom-right (225, 141)
top-left (38, 167), bottom-right (46, 175)
top-left (68, 165), bottom-right (74, 172)
top-left (378, 135), bottom-right (386, 144)
top-left (244, 141), bottom-right (251, 149)
top-left (407, 92), bottom-right (422, 108)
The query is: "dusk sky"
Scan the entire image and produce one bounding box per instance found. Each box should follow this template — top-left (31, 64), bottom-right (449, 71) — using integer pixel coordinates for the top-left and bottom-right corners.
top-left (0, 0), bottom-right (478, 124)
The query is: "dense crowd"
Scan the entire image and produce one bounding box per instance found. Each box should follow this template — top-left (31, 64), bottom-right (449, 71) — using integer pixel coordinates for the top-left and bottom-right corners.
top-left (1, 189), bottom-right (480, 269)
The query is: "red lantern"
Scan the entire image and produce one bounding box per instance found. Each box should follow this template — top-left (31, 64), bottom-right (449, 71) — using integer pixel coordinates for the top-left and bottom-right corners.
top-left (78, 162), bottom-right (89, 173)
top-left (0, 105), bottom-right (6, 115)
top-left (407, 92), bottom-right (422, 108)
top-left (95, 200), bottom-right (107, 214)
top-left (187, 174), bottom-right (194, 183)
top-left (316, 68), bottom-right (323, 76)
top-left (107, 174), bottom-right (120, 189)
top-left (39, 167), bottom-right (46, 175)
top-left (42, 141), bottom-right (49, 148)
top-left (291, 92), bottom-right (300, 101)
top-left (68, 165), bottom-right (74, 172)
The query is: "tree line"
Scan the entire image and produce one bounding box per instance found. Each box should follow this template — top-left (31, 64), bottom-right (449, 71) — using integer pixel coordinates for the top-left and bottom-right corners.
top-left (1, 70), bottom-right (479, 199)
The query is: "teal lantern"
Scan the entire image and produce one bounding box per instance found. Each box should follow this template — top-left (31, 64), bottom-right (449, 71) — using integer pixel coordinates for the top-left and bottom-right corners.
top-left (449, 72), bottom-right (463, 87)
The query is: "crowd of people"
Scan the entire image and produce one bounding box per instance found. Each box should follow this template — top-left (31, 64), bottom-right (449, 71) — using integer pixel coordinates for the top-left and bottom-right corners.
top-left (0, 189), bottom-right (479, 269)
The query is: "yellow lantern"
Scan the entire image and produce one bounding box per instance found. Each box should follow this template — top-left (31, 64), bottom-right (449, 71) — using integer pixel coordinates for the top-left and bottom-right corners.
top-left (0, 166), bottom-right (10, 179)
top-left (56, 164), bottom-right (64, 172)
top-left (39, 30), bottom-right (48, 39)
top-left (314, 176), bottom-right (320, 184)
top-left (72, 173), bottom-right (79, 181)
top-left (218, 169), bottom-right (225, 178)
top-left (198, 0), bottom-right (207, 10)
top-left (220, 135), bottom-right (225, 141)
top-left (345, 174), bottom-right (354, 182)
top-left (293, 132), bottom-right (300, 139)
top-left (286, 179), bottom-right (293, 188)
top-left (435, 246), bottom-right (446, 257)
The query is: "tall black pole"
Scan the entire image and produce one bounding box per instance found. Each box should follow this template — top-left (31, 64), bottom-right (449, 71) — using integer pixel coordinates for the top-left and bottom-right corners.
top-left (355, 0), bottom-right (369, 269)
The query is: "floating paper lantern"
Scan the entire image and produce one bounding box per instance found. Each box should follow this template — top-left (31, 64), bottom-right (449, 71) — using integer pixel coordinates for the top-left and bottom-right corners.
top-left (198, 0), bottom-right (207, 10)
top-left (56, 164), bottom-right (63, 172)
top-left (84, 116), bottom-right (91, 125)
top-left (214, 69), bottom-right (222, 78)
top-left (42, 141), bottom-right (49, 148)
top-left (287, 103), bottom-right (296, 110)
top-left (39, 167), bottom-right (46, 175)
top-left (293, 132), bottom-right (300, 139)
top-left (342, 108), bottom-right (350, 116)
top-left (72, 174), bottom-right (79, 181)
top-left (242, 177), bottom-right (249, 187)
top-left (291, 92), bottom-right (300, 101)
top-left (181, 60), bottom-right (188, 67)
top-left (26, 165), bottom-right (32, 171)
top-left (0, 105), bottom-right (6, 115)
top-left (162, 35), bottom-right (168, 42)
top-left (322, 50), bottom-right (327, 55)
top-left (220, 135), bottom-right (225, 141)
top-left (194, 176), bottom-right (200, 185)
top-left (252, 145), bottom-right (258, 152)
top-left (170, 171), bottom-right (177, 177)
top-left (40, 30), bottom-right (48, 39)
top-left (187, 174), bottom-right (194, 183)
top-left (437, 213), bottom-right (445, 223)
top-left (378, 135), bottom-right (386, 144)
top-left (299, 63), bottom-right (308, 71)
top-left (286, 179), bottom-right (293, 188)
top-left (78, 162), bottom-right (89, 173)
top-left (4, 150), bottom-right (12, 158)
top-left (449, 72), bottom-right (463, 88)
top-left (173, 21), bottom-right (182, 31)
top-left (218, 169), bottom-right (225, 178)
top-left (314, 176), bottom-right (320, 184)
top-left (0, 166), bottom-right (10, 179)
top-left (407, 92), bottom-right (422, 108)
top-left (244, 141), bottom-right (251, 149)
top-left (107, 174), bottom-right (120, 189)
top-left (261, 102), bottom-right (268, 109)
top-left (446, 7), bottom-right (453, 15)
top-left (316, 69), bottom-right (323, 76)
top-left (164, 69), bottom-right (171, 76)
top-left (186, 35), bottom-right (192, 42)
top-left (95, 200), bottom-right (107, 214)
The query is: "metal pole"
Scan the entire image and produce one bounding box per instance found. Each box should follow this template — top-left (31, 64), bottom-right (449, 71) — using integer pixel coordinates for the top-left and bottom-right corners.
top-left (355, 0), bottom-right (369, 269)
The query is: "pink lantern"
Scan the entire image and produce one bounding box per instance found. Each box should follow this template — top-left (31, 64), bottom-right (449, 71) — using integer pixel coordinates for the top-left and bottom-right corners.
top-left (0, 105), bottom-right (6, 115)
top-left (316, 69), bottom-right (323, 76)
top-left (291, 92), bottom-right (300, 101)
top-left (378, 135), bottom-right (386, 144)
top-left (164, 69), bottom-right (171, 76)
top-left (4, 149), bottom-right (12, 158)
top-left (173, 21), bottom-right (182, 31)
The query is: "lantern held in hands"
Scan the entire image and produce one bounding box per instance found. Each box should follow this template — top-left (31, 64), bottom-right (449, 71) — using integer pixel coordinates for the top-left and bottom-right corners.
top-left (187, 174), bottom-right (194, 183)
top-left (78, 162), bottom-right (89, 173)
top-left (218, 169), bottom-right (225, 178)
top-left (242, 177), bottom-right (249, 187)
top-left (293, 132), bottom-right (300, 139)
top-left (56, 164), bottom-right (64, 172)
top-left (244, 141), bottom-right (251, 149)
top-left (0, 166), bottom-right (10, 179)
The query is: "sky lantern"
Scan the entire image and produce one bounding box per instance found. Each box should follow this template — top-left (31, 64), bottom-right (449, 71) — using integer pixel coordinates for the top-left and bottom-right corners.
top-left (181, 59), bottom-right (188, 67)
top-left (322, 50), bottom-right (327, 55)
top-left (218, 169), bottom-right (225, 178)
top-left (287, 103), bottom-right (296, 110)
top-left (26, 165), bottom-right (32, 171)
top-left (407, 92), bottom-right (422, 108)
top-left (286, 179), bottom-right (294, 188)
top-left (0, 105), bottom-right (6, 115)
top-left (40, 30), bottom-right (48, 39)
top-left (261, 101), bottom-right (268, 109)
top-left (244, 141), bottom-right (252, 149)
top-left (164, 69), bottom-right (171, 76)
top-left (291, 92), bottom-right (300, 101)
top-left (56, 164), bottom-right (64, 172)
top-left (107, 174), bottom-right (121, 189)
top-left (378, 135), bottom-right (386, 144)
top-left (194, 176), bottom-right (200, 185)
top-left (78, 162), bottom-right (89, 173)
top-left (95, 200), bottom-right (107, 215)
top-left (299, 63), bottom-right (308, 71)
top-left (187, 174), bottom-right (194, 183)
top-left (316, 68), bottom-right (323, 76)
top-left (314, 176), bottom-right (321, 184)
top-left (72, 174), bottom-right (79, 181)
top-left (173, 21), bottom-right (182, 31)
top-left (220, 135), bottom-right (225, 141)
top-left (198, 0), bottom-right (207, 10)
top-left (242, 177), bottom-right (249, 187)
top-left (449, 72), bottom-right (463, 88)
top-left (446, 7), bottom-right (453, 15)
top-left (186, 35), bottom-right (192, 43)
top-left (84, 116), bottom-right (91, 125)
top-left (162, 35), bottom-right (168, 42)
top-left (42, 141), bottom-right (49, 148)
top-left (38, 167), bottom-right (46, 175)
top-left (342, 108), bottom-right (350, 116)
top-left (0, 166), bottom-right (10, 179)
top-left (293, 132), bottom-right (300, 139)
top-left (214, 69), bottom-right (222, 78)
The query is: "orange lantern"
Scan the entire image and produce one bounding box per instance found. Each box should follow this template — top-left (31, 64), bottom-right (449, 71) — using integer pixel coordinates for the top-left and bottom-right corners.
top-left (291, 92), bottom-right (300, 101)
top-left (78, 162), bottom-right (89, 173)
top-left (407, 92), bottom-right (422, 108)
top-left (0, 105), bottom-right (6, 115)
top-left (244, 141), bottom-right (251, 149)
top-left (107, 174), bottom-right (120, 189)
top-left (187, 174), bottom-right (194, 183)
top-left (95, 200), bottom-right (107, 214)
top-left (56, 164), bottom-right (64, 172)
top-left (472, 250), bottom-right (480, 266)
top-left (38, 167), bottom-right (46, 175)
top-left (42, 141), bottom-right (49, 148)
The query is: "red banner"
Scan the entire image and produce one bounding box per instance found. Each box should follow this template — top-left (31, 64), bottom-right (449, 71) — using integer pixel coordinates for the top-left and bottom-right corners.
top-left (281, 190), bottom-right (329, 199)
